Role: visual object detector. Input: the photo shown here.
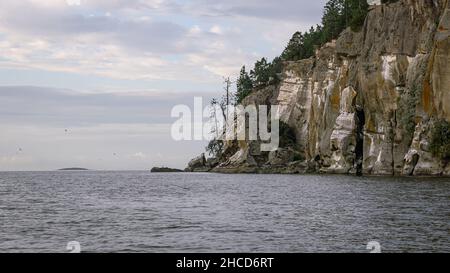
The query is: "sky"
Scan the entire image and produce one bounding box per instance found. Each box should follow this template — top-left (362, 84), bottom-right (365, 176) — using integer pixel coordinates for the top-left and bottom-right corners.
top-left (0, 0), bottom-right (327, 171)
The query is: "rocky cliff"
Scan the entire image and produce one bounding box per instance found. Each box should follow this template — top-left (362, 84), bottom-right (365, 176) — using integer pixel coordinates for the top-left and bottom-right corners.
top-left (190, 0), bottom-right (450, 176)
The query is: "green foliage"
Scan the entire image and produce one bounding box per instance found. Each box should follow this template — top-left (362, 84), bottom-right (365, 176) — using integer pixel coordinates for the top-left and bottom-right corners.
top-left (206, 139), bottom-right (224, 157)
top-left (430, 120), bottom-right (450, 160)
top-left (247, 56), bottom-right (283, 89)
top-left (347, 0), bottom-right (369, 31)
top-left (281, 26), bottom-right (323, 61)
top-left (321, 0), bottom-right (346, 42)
top-left (282, 0), bottom-right (368, 61)
top-left (398, 85), bottom-right (421, 139)
top-left (250, 58), bottom-right (271, 86)
top-left (236, 66), bottom-right (253, 103)
top-left (270, 56), bottom-right (283, 81)
top-left (281, 31), bottom-right (303, 61)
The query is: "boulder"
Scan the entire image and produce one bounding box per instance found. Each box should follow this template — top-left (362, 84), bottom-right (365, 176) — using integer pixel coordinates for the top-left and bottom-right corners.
top-left (185, 153), bottom-right (208, 172)
top-left (206, 157), bottom-right (220, 169)
top-left (267, 148), bottom-right (296, 166)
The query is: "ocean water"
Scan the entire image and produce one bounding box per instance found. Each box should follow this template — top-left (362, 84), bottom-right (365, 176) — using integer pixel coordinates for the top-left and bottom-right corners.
top-left (0, 171), bottom-right (448, 253)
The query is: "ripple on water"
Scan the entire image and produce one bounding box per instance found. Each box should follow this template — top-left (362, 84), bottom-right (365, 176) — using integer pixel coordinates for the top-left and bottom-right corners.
top-left (0, 171), bottom-right (448, 253)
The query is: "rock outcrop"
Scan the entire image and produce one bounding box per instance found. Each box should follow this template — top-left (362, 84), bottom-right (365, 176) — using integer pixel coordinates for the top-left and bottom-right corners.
top-left (151, 167), bottom-right (184, 173)
top-left (188, 0), bottom-right (450, 176)
top-left (185, 153), bottom-right (210, 172)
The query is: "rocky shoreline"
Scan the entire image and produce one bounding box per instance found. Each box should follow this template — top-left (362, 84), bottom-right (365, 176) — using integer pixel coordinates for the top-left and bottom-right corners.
top-left (186, 1), bottom-right (450, 177)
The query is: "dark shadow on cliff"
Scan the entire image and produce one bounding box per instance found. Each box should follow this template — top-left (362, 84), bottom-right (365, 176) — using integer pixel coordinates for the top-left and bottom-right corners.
top-left (355, 106), bottom-right (365, 176)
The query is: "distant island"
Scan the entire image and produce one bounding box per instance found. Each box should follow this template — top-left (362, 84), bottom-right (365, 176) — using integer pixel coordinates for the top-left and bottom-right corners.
top-left (58, 168), bottom-right (89, 171)
top-left (151, 167), bottom-right (184, 173)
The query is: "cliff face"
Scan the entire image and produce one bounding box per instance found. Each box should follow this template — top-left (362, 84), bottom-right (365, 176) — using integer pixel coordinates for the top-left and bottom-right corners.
top-left (196, 0), bottom-right (450, 176)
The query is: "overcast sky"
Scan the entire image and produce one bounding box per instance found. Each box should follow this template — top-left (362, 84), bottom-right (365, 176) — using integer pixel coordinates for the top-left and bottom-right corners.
top-left (0, 0), bottom-right (327, 171)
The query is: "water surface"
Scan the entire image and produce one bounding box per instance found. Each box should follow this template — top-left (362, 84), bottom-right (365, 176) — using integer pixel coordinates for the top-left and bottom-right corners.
top-left (0, 171), bottom-right (448, 253)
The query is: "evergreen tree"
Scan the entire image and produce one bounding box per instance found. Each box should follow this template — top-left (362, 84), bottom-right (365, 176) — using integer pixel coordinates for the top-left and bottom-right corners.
top-left (282, 26), bottom-right (323, 61)
top-left (321, 0), bottom-right (346, 43)
top-left (269, 56), bottom-right (283, 81)
top-left (236, 66), bottom-right (253, 103)
top-left (250, 58), bottom-right (271, 86)
top-left (302, 25), bottom-right (323, 58)
top-left (347, 0), bottom-right (369, 31)
top-left (281, 31), bottom-right (304, 61)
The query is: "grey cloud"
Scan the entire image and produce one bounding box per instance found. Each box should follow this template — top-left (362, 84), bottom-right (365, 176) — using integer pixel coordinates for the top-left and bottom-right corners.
top-left (0, 2), bottom-right (115, 35)
top-left (0, 1), bottom-right (189, 54)
top-left (0, 85), bottom-right (212, 171)
top-left (0, 0), bottom-right (326, 46)
top-left (83, 0), bottom-right (181, 11)
top-left (87, 0), bottom-right (327, 23)
top-left (0, 0), bottom-right (330, 171)
top-left (183, 0), bottom-right (327, 23)
top-left (0, 86), bottom-right (215, 126)
top-left (116, 20), bottom-right (186, 53)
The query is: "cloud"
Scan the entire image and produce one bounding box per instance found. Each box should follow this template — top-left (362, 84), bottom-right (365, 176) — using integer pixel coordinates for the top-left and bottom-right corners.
top-left (183, 0), bottom-right (327, 22)
top-left (0, 155), bottom-right (34, 164)
top-left (0, 86), bottom-right (216, 126)
top-left (130, 152), bottom-right (148, 159)
top-left (0, 0), bottom-right (326, 82)
top-left (0, 85), bottom-right (211, 171)
top-left (0, 121), bottom-right (207, 171)
top-left (0, 1), bottom-right (328, 170)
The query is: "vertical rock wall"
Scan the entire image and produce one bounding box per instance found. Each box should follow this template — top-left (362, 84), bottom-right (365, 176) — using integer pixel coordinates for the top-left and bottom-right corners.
top-left (209, 0), bottom-right (450, 176)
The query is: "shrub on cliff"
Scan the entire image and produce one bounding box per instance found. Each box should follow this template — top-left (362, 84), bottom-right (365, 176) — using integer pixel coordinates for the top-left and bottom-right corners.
top-left (398, 85), bottom-right (421, 140)
top-left (430, 120), bottom-right (450, 160)
top-left (206, 139), bottom-right (224, 158)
